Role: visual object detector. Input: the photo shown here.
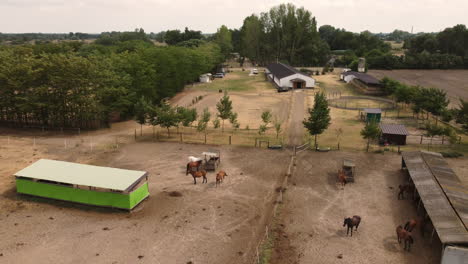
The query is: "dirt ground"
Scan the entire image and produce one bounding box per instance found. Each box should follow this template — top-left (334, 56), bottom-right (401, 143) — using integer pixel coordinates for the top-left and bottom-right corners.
top-left (368, 70), bottom-right (468, 107)
top-left (0, 138), bottom-right (290, 264)
top-left (271, 151), bottom-right (443, 264)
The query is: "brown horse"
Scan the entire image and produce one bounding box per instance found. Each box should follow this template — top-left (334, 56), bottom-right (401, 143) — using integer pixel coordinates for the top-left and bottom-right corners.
top-left (404, 219), bottom-right (418, 232)
top-left (215, 171), bottom-right (228, 187)
top-left (338, 170), bottom-right (347, 189)
top-left (398, 184), bottom-right (414, 200)
top-left (186, 160), bottom-right (203, 175)
top-left (396, 225), bottom-right (414, 251)
top-left (343, 215), bottom-right (361, 236)
top-left (189, 169), bottom-right (207, 184)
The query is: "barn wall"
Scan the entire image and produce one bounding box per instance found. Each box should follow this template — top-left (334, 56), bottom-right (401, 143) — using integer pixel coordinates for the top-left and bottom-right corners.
top-left (382, 133), bottom-right (406, 145)
top-left (279, 74), bottom-right (315, 88)
top-left (16, 179), bottom-right (149, 209)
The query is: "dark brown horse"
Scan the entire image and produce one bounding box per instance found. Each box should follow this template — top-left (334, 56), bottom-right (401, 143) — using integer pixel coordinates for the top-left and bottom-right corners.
top-left (189, 169), bottom-right (207, 184)
top-left (343, 215), bottom-right (361, 236)
top-left (338, 170), bottom-right (347, 189)
top-left (404, 219), bottom-right (418, 232)
top-left (396, 225), bottom-right (414, 251)
top-left (186, 160), bottom-right (203, 175)
top-left (215, 171), bottom-right (228, 187)
top-left (398, 184), bottom-right (414, 200)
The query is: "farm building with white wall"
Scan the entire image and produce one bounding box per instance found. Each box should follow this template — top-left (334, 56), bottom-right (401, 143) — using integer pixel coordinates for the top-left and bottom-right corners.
top-left (266, 63), bottom-right (315, 91)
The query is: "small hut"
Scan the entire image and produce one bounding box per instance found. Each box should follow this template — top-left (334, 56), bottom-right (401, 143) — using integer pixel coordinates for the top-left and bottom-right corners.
top-left (380, 123), bottom-right (409, 145)
top-left (14, 159), bottom-right (149, 210)
top-left (363, 108), bottom-right (382, 123)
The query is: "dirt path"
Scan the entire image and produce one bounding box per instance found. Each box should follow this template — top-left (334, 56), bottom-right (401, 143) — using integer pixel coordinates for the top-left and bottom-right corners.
top-left (287, 90), bottom-right (306, 146)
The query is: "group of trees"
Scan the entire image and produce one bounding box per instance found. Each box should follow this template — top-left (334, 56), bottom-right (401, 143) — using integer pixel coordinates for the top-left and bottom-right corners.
top-left (380, 77), bottom-right (468, 133)
top-left (0, 31), bottom-right (223, 129)
top-left (236, 3), bottom-right (330, 66)
top-left (150, 27), bottom-right (204, 45)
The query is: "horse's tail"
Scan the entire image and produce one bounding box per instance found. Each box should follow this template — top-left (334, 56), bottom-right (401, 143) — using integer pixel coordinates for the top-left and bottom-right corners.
top-left (186, 163), bottom-right (189, 175)
top-left (404, 221), bottom-right (409, 230)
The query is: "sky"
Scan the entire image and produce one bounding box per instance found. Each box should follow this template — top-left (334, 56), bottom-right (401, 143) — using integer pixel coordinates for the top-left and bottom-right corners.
top-left (1, 0), bottom-right (467, 34)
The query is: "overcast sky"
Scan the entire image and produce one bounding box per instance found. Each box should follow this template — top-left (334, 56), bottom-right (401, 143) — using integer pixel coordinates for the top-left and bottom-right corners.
top-left (1, 0), bottom-right (467, 34)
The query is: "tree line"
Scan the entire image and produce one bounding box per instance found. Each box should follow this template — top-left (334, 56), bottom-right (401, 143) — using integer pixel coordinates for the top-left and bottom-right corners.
top-left (0, 32), bottom-right (223, 129)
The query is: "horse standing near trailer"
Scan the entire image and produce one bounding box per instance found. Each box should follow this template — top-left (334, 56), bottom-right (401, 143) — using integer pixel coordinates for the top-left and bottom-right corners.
top-left (396, 225), bottom-right (414, 251)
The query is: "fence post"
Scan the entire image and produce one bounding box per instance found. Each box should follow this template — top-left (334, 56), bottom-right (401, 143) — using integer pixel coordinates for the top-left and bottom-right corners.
top-left (229, 135), bottom-right (232, 145)
top-left (204, 133), bottom-right (207, 144)
top-left (134, 129), bottom-right (137, 140)
top-left (180, 133), bottom-right (183, 142)
top-left (420, 135), bottom-right (423, 144)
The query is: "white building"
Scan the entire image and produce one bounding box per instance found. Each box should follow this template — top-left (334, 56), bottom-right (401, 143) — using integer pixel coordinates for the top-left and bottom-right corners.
top-left (199, 73), bottom-right (212, 83)
top-left (265, 63), bottom-right (315, 91)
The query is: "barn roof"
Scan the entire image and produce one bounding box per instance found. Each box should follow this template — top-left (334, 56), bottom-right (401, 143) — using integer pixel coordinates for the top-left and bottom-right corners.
top-left (402, 151), bottom-right (468, 245)
top-left (14, 159), bottom-right (148, 192)
top-left (343, 71), bottom-right (380, 85)
top-left (364, 108), bottom-right (382, 114)
top-left (380, 123), bottom-right (409, 136)
top-left (266, 63), bottom-right (311, 80)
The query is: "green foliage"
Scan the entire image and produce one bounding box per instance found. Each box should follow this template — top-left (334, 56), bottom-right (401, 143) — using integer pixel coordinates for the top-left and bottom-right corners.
top-left (216, 92), bottom-right (234, 132)
top-left (239, 3), bottom-right (329, 66)
top-left (135, 96), bottom-right (152, 126)
top-left (0, 39), bottom-right (222, 129)
top-left (274, 118), bottom-right (282, 139)
top-left (212, 118), bottom-right (221, 129)
top-left (215, 25), bottom-right (233, 58)
top-left (360, 120), bottom-right (380, 152)
top-left (258, 124), bottom-right (267, 135)
top-left (261, 110), bottom-right (272, 125)
top-left (303, 92), bottom-right (331, 147)
top-left (197, 108), bottom-right (211, 133)
top-left (151, 101), bottom-right (178, 136)
top-left (163, 27), bottom-right (204, 46)
top-left (455, 99), bottom-right (468, 132)
top-left (178, 107), bottom-right (198, 127)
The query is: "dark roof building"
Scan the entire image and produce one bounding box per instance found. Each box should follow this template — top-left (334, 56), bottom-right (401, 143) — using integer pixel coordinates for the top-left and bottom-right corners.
top-left (342, 71), bottom-right (381, 86)
top-left (380, 123), bottom-right (409, 145)
top-left (265, 63), bottom-right (315, 90)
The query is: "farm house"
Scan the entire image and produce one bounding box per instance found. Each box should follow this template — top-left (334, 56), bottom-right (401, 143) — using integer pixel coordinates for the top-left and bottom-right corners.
top-left (14, 159), bottom-right (149, 210)
top-left (401, 151), bottom-right (468, 264)
top-left (363, 108), bottom-right (382, 123)
top-left (379, 123), bottom-right (409, 145)
top-left (266, 63), bottom-right (315, 91)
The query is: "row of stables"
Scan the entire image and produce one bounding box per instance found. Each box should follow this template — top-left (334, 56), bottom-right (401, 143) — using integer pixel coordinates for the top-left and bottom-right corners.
top-left (401, 151), bottom-right (468, 263)
top-left (14, 159), bottom-right (149, 210)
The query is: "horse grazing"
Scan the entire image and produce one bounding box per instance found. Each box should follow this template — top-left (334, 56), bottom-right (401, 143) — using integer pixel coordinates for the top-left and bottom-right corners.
top-left (215, 171), bottom-right (228, 187)
top-left (343, 215), bottom-right (361, 236)
top-left (338, 170), bottom-right (347, 189)
top-left (404, 219), bottom-right (418, 232)
top-left (398, 184), bottom-right (414, 200)
top-left (396, 225), bottom-right (414, 251)
top-left (189, 170), bottom-right (207, 184)
top-left (186, 160), bottom-right (203, 175)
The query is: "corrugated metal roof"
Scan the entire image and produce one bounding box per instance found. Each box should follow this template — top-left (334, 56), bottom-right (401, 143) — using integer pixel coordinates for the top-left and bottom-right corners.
top-left (14, 159), bottom-right (147, 192)
top-left (364, 108), bottom-right (382, 114)
top-left (266, 63), bottom-right (312, 80)
top-left (380, 123), bottom-right (409, 135)
top-left (342, 71), bottom-right (380, 85)
top-left (402, 151), bottom-right (468, 245)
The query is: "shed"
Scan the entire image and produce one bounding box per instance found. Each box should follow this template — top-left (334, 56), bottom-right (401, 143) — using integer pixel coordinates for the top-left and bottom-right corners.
top-left (364, 108), bottom-right (382, 123)
top-left (266, 63), bottom-right (315, 91)
top-left (380, 123), bottom-right (409, 145)
top-left (199, 73), bottom-right (212, 83)
top-left (401, 151), bottom-right (468, 262)
top-left (14, 159), bottom-right (149, 210)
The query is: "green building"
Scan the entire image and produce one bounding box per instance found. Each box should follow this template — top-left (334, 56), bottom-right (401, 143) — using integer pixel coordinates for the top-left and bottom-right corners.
top-left (364, 108), bottom-right (382, 123)
top-left (14, 159), bottom-right (149, 210)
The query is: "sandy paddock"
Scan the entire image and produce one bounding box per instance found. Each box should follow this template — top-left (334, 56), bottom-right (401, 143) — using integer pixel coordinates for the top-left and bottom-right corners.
top-left (271, 151), bottom-right (441, 264)
top-left (0, 141), bottom-right (289, 264)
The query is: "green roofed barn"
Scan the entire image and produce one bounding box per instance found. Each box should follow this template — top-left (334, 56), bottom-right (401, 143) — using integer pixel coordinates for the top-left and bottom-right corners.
top-left (14, 159), bottom-right (149, 210)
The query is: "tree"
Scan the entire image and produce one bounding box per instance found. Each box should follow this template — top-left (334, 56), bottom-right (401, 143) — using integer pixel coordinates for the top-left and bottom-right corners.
top-left (134, 96), bottom-right (151, 135)
top-left (455, 99), bottom-right (468, 132)
top-left (151, 101), bottom-right (178, 137)
top-left (215, 25), bottom-right (233, 58)
top-left (258, 124), bottom-right (267, 135)
top-left (212, 118), bottom-right (220, 129)
top-left (229, 112), bottom-right (240, 130)
top-left (197, 108), bottom-right (211, 142)
top-left (216, 91), bottom-right (234, 132)
top-left (261, 110), bottom-right (272, 125)
top-left (303, 92), bottom-right (331, 148)
top-left (360, 120), bottom-right (380, 152)
top-left (274, 118), bottom-right (282, 139)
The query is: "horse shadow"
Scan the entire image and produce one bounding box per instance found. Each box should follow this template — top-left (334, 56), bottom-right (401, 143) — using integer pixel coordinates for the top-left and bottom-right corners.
top-left (382, 236), bottom-right (400, 253)
top-left (327, 172), bottom-right (339, 189)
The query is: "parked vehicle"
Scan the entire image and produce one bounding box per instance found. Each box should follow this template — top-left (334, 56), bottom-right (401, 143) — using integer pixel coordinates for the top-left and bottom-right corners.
top-left (213, 73), bottom-right (224, 78)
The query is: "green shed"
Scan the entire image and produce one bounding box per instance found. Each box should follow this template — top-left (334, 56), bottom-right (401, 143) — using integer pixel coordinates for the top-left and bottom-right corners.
top-left (364, 108), bottom-right (382, 123)
top-left (14, 159), bottom-right (149, 210)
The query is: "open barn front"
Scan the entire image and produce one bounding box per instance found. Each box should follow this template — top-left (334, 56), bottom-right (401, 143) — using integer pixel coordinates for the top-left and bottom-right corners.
top-left (14, 159), bottom-right (149, 210)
